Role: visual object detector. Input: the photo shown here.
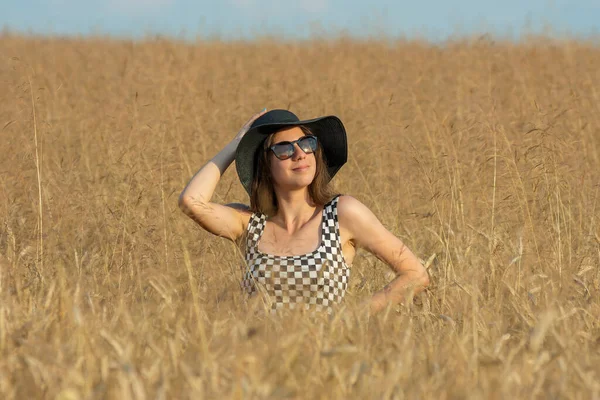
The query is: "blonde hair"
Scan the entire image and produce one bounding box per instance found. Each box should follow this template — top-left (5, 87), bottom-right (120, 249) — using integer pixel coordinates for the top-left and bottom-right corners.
top-left (250, 126), bottom-right (336, 216)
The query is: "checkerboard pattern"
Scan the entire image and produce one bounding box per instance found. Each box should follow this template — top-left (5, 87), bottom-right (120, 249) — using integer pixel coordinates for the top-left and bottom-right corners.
top-left (241, 196), bottom-right (350, 313)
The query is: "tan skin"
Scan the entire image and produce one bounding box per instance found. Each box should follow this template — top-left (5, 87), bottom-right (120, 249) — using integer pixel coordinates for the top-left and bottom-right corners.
top-left (179, 109), bottom-right (429, 314)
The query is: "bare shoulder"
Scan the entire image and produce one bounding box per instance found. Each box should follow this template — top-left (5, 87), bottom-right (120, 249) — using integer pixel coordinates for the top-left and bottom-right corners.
top-left (336, 195), bottom-right (372, 218)
top-left (336, 195), bottom-right (383, 242)
top-left (338, 195), bottom-right (391, 248)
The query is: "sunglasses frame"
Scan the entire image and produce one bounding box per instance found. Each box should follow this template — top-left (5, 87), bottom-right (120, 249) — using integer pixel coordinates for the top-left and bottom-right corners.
top-left (268, 135), bottom-right (318, 160)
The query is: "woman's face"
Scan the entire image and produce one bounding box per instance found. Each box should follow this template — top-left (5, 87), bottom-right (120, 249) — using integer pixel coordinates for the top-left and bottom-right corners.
top-left (268, 126), bottom-right (317, 191)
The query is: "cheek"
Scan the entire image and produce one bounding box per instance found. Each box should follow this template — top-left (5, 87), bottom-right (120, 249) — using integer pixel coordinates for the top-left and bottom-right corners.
top-left (310, 155), bottom-right (318, 172)
top-left (269, 159), bottom-right (285, 181)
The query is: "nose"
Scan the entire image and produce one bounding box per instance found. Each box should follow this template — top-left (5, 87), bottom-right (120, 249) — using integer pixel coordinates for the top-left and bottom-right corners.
top-left (291, 143), bottom-right (306, 160)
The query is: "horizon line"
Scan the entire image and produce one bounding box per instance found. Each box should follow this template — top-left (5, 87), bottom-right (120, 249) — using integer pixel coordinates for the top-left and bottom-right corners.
top-left (3, 25), bottom-right (600, 46)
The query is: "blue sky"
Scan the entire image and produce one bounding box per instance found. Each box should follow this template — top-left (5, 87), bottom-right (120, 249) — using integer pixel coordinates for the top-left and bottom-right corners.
top-left (2, 0), bottom-right (599, 41)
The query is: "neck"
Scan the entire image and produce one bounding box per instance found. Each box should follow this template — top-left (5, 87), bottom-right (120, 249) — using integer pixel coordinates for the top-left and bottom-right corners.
top-left (272, 187), bottom-right (317, 233)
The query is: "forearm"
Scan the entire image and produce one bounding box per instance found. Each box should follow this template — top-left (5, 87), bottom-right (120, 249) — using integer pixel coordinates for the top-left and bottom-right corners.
top-left (179, 138), bottom-right (240, 206)
top-left (369, 270), bottom-right (429, 314)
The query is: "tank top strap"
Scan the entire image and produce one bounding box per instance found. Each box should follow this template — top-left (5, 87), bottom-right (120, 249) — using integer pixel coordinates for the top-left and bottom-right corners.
top-left (245, 212), bottom-right (267, 252)
top-left (321, 195), bottom-right (342, 250)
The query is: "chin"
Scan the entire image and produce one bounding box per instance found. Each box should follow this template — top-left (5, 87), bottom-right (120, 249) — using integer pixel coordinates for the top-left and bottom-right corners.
top-left (279, 178), bottom-right (314, 191)
top-left (296, 175), bottom-right (316, 188)
top-left (273, 171), bottom-right (316, 191)
top-left (291, 181), bottom-right (313, 190)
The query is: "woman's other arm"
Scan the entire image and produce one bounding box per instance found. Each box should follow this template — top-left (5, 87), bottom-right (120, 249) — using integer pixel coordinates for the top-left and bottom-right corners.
top-left (337, 195), bottom-right (430, 315)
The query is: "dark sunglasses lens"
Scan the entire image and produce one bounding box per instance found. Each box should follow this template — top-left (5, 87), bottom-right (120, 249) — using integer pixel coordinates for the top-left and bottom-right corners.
top-left (271, 143), bottom-right (294, 160)
top-left (298, 136), bottom-right (317, 153)
top-left (270, 136), bottom-right (317, 160)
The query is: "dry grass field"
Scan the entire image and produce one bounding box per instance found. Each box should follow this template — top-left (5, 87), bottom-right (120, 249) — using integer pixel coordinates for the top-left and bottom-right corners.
top-left (0, 32), bottom-right (599, 399)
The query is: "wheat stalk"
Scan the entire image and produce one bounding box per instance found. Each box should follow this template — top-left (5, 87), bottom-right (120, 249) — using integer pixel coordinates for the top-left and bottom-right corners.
top-left (27, 74), bottom-right (43, 283)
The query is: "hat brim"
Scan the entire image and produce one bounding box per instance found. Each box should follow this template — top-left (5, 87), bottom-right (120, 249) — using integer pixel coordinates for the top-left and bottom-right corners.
top-left (235, 115), bottom-right (347, 196)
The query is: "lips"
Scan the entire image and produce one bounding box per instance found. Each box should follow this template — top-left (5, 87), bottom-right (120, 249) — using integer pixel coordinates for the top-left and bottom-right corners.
top-left (292, 165), bottom-right (309, 171)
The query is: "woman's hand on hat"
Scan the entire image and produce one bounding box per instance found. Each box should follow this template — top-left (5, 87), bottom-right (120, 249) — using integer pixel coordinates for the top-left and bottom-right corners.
top-left (234, 108), bottom-right (267, 142)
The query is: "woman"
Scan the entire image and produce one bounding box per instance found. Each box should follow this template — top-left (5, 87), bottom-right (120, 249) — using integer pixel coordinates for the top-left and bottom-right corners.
top-left (179, 108), bottom-right (429, 315)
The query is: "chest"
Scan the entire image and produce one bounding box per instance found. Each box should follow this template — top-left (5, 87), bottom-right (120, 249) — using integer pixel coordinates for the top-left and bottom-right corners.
top-left (257, 218), bottom-right (321, 257)
top-left (256, 218), bottom-right (355, 265)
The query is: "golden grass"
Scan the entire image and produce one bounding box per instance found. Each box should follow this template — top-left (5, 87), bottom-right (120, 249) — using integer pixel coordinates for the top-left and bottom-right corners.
top-left (1, 33), bottom-right (599, 399)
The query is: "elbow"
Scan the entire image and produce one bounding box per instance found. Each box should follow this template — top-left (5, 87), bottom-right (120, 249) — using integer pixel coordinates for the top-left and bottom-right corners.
top-left (415, 260), bottom-right (430, 288)
top-left (408, 267), bottom-right (430, 291)
top-left (178, 193), bottom-right (190, 211)
top-left (178, 194), bottom-right (210, 219)
top-left (178, 194), bottom-right (203, 214)
top-left (419, 270), bottom-right (430, 289)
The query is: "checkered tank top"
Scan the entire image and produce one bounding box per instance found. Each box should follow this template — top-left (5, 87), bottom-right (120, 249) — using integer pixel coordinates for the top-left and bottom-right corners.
top-left (241, 195), bottom-right (351, 313)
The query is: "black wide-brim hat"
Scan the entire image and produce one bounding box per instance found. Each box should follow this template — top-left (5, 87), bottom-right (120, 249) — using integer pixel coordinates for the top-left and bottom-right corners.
top-left (235, 109), bottom-right (348, 195)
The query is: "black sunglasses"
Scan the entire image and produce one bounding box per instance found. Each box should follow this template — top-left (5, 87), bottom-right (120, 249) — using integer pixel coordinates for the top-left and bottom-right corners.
top-left (269, 135), bottom-right (318, 160)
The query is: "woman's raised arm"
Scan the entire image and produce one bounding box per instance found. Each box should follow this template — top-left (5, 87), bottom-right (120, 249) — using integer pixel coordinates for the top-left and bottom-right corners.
top-left (178, 109), bottom-right (267, 241)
